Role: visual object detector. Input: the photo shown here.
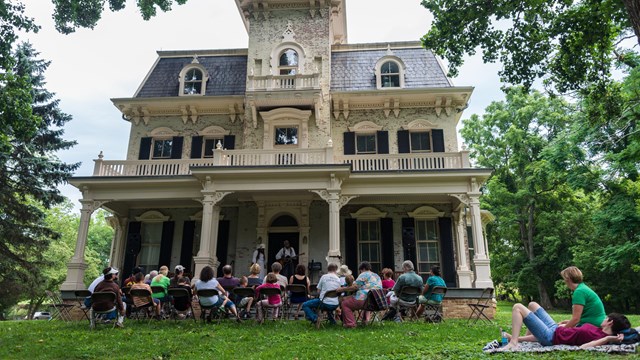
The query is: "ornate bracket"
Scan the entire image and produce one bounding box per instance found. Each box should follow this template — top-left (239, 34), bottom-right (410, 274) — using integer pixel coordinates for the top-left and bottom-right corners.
top-left (197, 191), bottom-right (233, 206)
top-left (448, 193), bottom-right (470, 205)
top-left (310, 190), bottom-right (358, 209)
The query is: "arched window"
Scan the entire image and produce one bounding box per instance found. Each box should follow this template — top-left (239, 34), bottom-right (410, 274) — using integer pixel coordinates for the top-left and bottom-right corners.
top-left (279, 49), bottom-right (299, 75)
top-left (380, 61), bottom-right (400, 88)
top-left (183, 68), bottom-right (203, 94)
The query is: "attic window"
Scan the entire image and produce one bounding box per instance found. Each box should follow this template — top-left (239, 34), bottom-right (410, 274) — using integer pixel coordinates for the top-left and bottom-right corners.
top-left (179, 62), bottom-right (209, 96)
top-left (374, 51), bottom-right (406, 90)
top-left (279, 49), bottom-right (298, 75)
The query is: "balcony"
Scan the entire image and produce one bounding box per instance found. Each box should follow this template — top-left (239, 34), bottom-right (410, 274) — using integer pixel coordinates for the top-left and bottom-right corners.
top-left (92, 149), bottom-right (471, 177)
top-left (247, 73), bottom-right (321, 91)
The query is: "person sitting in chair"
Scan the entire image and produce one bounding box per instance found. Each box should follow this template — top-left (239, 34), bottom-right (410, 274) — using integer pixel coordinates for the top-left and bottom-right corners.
top-left (335, 261), bottom-right (382, 329)
top-left (264, 262), bottom-right (288, 289)
top-left (416, 266), bottom-right (446, 317)
top-left (194, 265), bottom-right (241, 323)
top-left (130, 272), bottom-right (161, 319)
top-left (275, 240), bottom-right (297, 278)
top-left (385, 260), bottom-right (424, 322)
top-left (92, 267), bottom-right (126, 328)
top-left (302, 262), bottom-right (341, 325)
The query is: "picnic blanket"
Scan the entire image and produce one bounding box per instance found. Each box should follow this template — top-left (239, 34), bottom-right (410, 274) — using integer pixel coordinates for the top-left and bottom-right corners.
top-left (483, 341), bottom-right (638, 354)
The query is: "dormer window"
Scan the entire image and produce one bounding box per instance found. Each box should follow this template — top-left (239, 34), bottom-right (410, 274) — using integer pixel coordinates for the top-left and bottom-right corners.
top-left (279, 49), bottom-right (299, 75)
top-left (375, 49), bottom-right (406, 90)
top-left (178, 60), bottom-right (209, 96)
top-left (183, 69), bottom-right (204, 95)
top-left (380, 61), bottom-right (400, 88)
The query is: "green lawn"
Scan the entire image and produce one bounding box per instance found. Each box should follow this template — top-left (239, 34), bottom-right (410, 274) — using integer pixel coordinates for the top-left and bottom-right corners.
top-left (0, 303), bottom-right (638, 359)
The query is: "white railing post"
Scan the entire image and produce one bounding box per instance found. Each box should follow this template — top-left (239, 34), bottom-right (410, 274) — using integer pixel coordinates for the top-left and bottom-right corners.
top-left (93, 151), bottom-right (104, 175)
top-left (461, 150), bottom-right (470, 168)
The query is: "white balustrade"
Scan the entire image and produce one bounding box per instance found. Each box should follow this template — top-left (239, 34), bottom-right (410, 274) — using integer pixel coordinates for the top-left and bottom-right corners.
top-left (248, 73), bottom-right (320, 91)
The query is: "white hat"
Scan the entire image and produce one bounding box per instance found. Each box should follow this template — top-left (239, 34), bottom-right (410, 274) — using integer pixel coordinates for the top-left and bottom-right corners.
top-left (337, 265), bottom-right (352, 276)
top-left (175, 265), bottom-right (185, 272)
top-left (257, 243), bottom-right (265, 249)
top-left (106, 267), bottom-right (119, 275)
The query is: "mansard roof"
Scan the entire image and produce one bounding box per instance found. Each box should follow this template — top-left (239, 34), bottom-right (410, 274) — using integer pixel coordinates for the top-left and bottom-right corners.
top-left (135, 50), bottom-right (248, 98)
top-left (331, 42), bottom-right (452, 92)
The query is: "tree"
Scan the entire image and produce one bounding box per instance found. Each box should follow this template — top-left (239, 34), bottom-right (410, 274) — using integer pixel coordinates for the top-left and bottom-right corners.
top-left (462, 87), bottom-right (594, 308)
top-left (421, 0), bottom-right (640, 93)
top-left (0, 42), bottom-right (78, 317)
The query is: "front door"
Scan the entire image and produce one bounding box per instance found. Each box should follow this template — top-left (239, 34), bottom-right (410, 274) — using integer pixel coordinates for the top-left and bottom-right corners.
top-left (268, 232), bottom-right (299, 278)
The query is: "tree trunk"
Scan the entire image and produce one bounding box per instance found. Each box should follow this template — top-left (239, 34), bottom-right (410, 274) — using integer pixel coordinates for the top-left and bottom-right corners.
top-left (537, 281), bottom-right (553, 309)
top-left (622, 0), bottom-right (640, 46)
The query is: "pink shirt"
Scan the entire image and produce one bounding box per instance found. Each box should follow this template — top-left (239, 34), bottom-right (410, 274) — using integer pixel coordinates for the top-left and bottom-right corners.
top-left (553, 323), bottom-right (608, 345)
top-left (382, 279), bottom-right (395, 290)
top-left (255, 283), bottom-right (281, 305)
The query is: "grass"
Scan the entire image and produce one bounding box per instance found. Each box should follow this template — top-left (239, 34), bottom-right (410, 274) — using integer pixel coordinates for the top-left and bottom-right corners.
top-left (0, 302), bottom-right (638, 359)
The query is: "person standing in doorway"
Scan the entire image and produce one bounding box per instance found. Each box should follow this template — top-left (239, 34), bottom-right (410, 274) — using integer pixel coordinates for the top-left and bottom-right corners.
top-left (252, 243), bottom-right (266, 279)
top-left (275, 240), bottom-right (297, 279)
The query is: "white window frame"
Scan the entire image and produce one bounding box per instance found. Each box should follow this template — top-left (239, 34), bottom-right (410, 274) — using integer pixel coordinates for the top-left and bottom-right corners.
top-left (270, 42), bottom-right (306, 75)
top-left (351, 207), bottom-right (388, 273)
top-left (152, 138), bottom-right (173, 159)
top-left (374, 55), bottom-right (406, 90)
top-left (278, 49), bottom-right (299, 75)
top-left (148, 127), bottom-right (178, 160)
top-left (198, 125), bottom-right (230, 158)
top-left (274, 126), bottom-right (299, 146)
top-left (408, 206), bottom-right (445, 278)
top-left (178, 63), bottom-right (209, 96)
top-left (135, 211), bottom-right (170, 271)
top-left (260, 108), bottom-right (311, 150)
top-left (356, 133), bottom-right (377, 154)
top-left (410, 130), bottom-right (432, 153)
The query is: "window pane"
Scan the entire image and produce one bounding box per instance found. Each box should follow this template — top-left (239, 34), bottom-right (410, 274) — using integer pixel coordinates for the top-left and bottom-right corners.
top-left (279, 49), bottom-right (298, 66)
top-left (369, 222), bottom-right (379, 241)
top-left (275, 127), bottom-right (298, 145)
top-left (427, 221), bottom-right (438, 240)
top-left (382, 75), bottom-right (400, 88)
top-left (203, 138), bottom-right (222, 157)
top-left (411, 132), bottom-right (431, 152)
top-left (185, 69), bottom-right (203, 81)
top-left (356, 134), bottom-right (376, 153)
top-left (184, 82), bottom-right (201, 95)
top-left (153, 139), bottom-right (172, 158)
top-left (416, 221), bottom-right (426, 241)
top-left (428, 243), bottom-right (439, 261)
top-left (418, 243), bottom-right (428, 260)
top-left (381, 61), bottom-right (399, 74)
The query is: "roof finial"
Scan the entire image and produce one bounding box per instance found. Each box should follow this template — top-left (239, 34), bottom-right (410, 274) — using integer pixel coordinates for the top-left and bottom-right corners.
top-left (386, 44), bottom-right (394, 56)
top-left (191, 54), bottom-right (200, 64)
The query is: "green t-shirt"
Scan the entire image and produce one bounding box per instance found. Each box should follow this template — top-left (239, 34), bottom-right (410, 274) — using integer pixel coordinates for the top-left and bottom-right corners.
top-left (572, 282), bottom-right (605, 327)
top-left (150, 275), bottom-right (170, 299)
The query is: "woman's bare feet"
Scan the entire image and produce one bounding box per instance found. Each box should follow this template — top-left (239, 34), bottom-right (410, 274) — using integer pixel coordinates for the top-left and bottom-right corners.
top-left (496, 343), bottom-right (519, 352)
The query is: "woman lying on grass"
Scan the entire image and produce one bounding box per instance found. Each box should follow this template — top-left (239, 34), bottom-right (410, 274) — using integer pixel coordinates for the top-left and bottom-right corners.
top-left (498, 302), bottom-right (630, 351)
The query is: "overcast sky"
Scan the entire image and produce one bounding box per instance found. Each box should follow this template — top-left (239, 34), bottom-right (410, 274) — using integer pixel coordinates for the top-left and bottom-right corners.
top-left (19, 0), bottom-right (504, 211)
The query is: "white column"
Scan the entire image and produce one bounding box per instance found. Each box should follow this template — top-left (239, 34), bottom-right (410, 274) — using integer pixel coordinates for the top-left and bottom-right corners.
top-left (454, 210), bottom-right (473, 288)
top-left (193, 191), bottom-right (231, 281)
top-left (327, 191), bottom-right (342, 263)
top-left (107, 216), bottom-right (127, 270)
top-left (61, 200), bottom-right (95, 291)
top-left (469, 194), bottom-right (493, 288)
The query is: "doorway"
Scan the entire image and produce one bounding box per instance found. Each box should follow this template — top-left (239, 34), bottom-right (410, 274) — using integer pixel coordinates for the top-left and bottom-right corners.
top-left (268, 232), bottom-right (299, 277)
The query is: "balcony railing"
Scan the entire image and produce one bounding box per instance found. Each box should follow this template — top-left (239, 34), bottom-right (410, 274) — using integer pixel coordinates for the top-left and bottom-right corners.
top-left (92, 149), bottom-right (471, 177)
top-left (247, 73), bottom-right (321, 91)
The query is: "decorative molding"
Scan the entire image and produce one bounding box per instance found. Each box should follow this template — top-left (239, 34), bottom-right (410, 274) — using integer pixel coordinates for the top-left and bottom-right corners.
top-left (338, 195), bottom-right (358, 209)
top-left (199, 125), bottom-right (230, 137)
top-left (149, 127), bottom-right (177, 137)
top-left (349, 121), bottom-right (382, 133)
top-left (282, 20), bottom-right (296, 41)
top-left (407, 205), bottom-right (444, 219)
top-left (448, 193), bottom-right (470, 205)
top-left (350, 206), bottom-right (387, 220)
top-left (403, 119), bottom-right (437, 130)
top-left (135, 210), bottom-right (170, 222)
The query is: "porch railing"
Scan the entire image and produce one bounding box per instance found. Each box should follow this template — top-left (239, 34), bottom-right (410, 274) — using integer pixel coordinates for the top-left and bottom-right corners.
top-left (247, 73), bottom-right (321, 91)
top-left (92, 149), bottom-right (470, 176)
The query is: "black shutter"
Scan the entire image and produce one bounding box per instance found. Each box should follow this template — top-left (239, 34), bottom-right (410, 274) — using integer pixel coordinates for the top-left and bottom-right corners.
top-left (223, 135), bottom-right (235, 150)
top-left (380, 218), bottom-right (394, 271)
top-left (344, 219), bottom-right (358, 271)
top-left (180, 221), bottom-right (196, 271)
top-left (439, 217), bottom-right (457, 287)
top-left (190, 136), bottom-right (203, 159)
top-left (139, 137), bottom-right (152, 160)
top-left (171, 136), bottom-right (183, 159)
top-left (215, 220), bottom-right (230, 277)
top-left (377, 131), bottom-right (389, 154)
top-left (123, 221), bottom-right (142, 282)
top-left (158, 221), bottom-right (175, 268)
top-left (402, 218), bottom-right (417, 268)
top-left (398, 130), bottom-right (410, 154)
top-left (432, 129), bottom-right (445, 153)
top-left (343, 132), bottom-right (355, 155)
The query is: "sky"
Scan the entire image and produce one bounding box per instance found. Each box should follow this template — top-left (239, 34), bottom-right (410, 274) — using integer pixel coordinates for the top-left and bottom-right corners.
top-left (18, 0), bottom-right (504, 211)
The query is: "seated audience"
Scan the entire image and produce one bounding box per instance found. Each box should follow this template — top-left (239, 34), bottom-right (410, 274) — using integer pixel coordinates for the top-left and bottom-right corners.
top-left (217, 264), bottom-right (241, 302)
top-left (151, 266), bottom-right (171, 303)
top-left (498, 302), bottom-right (630, 351)
top-left (381, 268), bottom-right (396, 291)
top-left (336, 261), bottom-right (382, 329)
top-left (172, 276), bottom-right (193, 319)
top-left (194, 265), bottom-right (241, 322)
top-left (386, 260), bottom-right (423, 322)
top-left (130, 272), bottom-right (161, 318)
top-left (236, 276), bottom-right (254, 320)
top-left (337, 265), bottom-right (352, 286)
top-left (289, 264), bottom-right (311, 320)
top-left (170, 265), bottom-right (189, 288)
top-left (92, 267), bottom-right (126, 328)
top-left (302, 262), bottom-right (341, 325)
top-left (264, 262), bottom-right (288, 289)
top-left (255, 273), bottom-right (282, 323)
top-left (416, 266), bottom-right (446, 317)
top-left (247, 263), bottom-right (263, 287)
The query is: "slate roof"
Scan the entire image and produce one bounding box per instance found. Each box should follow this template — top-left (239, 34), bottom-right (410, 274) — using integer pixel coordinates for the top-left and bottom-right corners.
top-left (331, 47), bottom-right (451, 92)
top-left (136, 55), bottom-right (248, 98)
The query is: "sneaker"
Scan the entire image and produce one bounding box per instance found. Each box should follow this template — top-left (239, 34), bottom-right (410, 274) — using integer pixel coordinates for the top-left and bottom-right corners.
top-left (115, 321), bottom-right (124, 328)
top-left (483, 340), bottom-right (500, 351)
top-left (393, 316), bottom-right (402, 323)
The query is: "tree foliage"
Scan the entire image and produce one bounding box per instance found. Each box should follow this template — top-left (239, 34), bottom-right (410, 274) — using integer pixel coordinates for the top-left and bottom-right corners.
top-left (421, 0), bottom-right (639, 93)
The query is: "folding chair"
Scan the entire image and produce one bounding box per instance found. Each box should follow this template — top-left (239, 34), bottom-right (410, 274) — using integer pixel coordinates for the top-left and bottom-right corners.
top-left (232, 287), bottom-right (256, 320)
top-left (315, 290), bottom-right (339, 329)
top-left (45, 290), bottom-right (74, 322)
top-left (151, 285), bottom-right (171, 317)
top-left (357, 288), bottom-right (388, 325)
top-left (128, 288), bottom-right (156, 322)
top-left (74, 290), bottom-right (92, 321)
top-left (286, 284), bottom-right (308, 320)
top-left (395, 286), bottom-right (422, 321)
top-left (196, 289), bottom-right (226, 324)
top-left (467, 287), bottom-right (494, 324)
top-left (423, 286), bottom-right (447, 323)
top-left (89, 292), bottom-right (118, 330)
top-left (256, 287), bottom-right (283, 324)
top-left (168, 288), bottom-right (196, 322)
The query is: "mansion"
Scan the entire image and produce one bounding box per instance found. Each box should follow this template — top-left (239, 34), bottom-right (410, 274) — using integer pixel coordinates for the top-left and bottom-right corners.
top-left (61, 0), bottom-right (494, 298)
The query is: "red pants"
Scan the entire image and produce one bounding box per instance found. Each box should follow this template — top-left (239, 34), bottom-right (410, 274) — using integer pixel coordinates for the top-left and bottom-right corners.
top-left (341, 296), bottom-right (365, 328)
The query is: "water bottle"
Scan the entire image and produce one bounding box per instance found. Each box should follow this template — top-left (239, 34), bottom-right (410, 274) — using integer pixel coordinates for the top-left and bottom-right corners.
top-left (500, 328), bottom-right (508, 346)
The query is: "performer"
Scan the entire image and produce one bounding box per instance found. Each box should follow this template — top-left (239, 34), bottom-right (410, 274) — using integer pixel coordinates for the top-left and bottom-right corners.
top-left (252, 243), bottom-right (266, 280)
top-left (275, 240), bottom-right (297, 279)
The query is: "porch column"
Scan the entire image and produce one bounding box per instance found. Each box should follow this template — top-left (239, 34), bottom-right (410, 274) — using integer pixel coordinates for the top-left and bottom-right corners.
top-left (469, 194), bottom-right (493, 288)
top-left (310, 187), bottom-right (357, 266)
top-left (193, 191), bottom-right (231, 281)
top-left (454, 210), bottom-right (473, 288)
top-left (107, 216), bottom-right (127, 270)
top-left (61, 200), bottom-right (98, 291)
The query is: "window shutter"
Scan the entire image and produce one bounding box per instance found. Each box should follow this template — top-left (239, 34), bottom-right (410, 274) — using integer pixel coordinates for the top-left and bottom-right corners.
top-left (190, 136), bottom-right (203, 159)
top-left (432, 129), bottom-right (445, 153)
top-left (381, 218), bottom-right (394, 270)
top-left (223, 135), bottom-right (235, 150)
top-left (180, 221), bottom-right (196, 272)
top-left (122, 221), bottom-right (142, 282)
top-left (344, 219), bottom-right (358, 271)
top-left (438, 217), bottom-right (457, 287)
top-left (158, 221), bottom-right (175, 269)
top-left (171, 136), bottom-right (184, 159)
top-left (215, 220), bottom-right (230, 277)
top-left (138, 137), bottom-right (152, 160)
top-left (401, 218), bottom-right (417, 268)
top-left (397, 130), bottom-right (410, 154)
top-left (377, 131), bottom-right (389, 154)
top-left (343, 132), bottom-right (355, 155)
